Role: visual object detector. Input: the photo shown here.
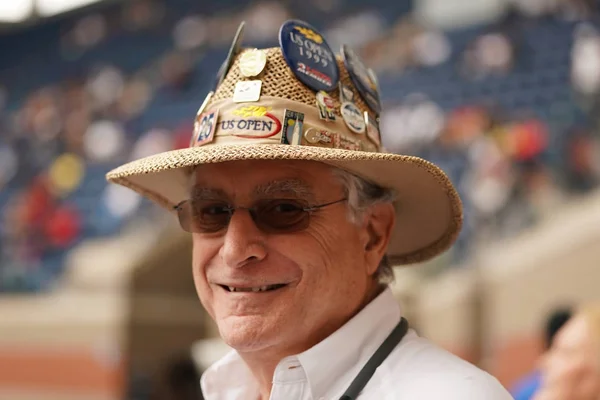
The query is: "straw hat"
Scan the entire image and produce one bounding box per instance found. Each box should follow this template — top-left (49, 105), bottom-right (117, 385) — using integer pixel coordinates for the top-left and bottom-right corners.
top-left (106, 20), bottom-right (463, 266)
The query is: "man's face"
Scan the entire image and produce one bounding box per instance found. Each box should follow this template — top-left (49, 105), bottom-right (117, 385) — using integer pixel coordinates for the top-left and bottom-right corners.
top-left (190, 160), bottom-right (393, 355)
top-left (537, 315), bottom-right (600, 400)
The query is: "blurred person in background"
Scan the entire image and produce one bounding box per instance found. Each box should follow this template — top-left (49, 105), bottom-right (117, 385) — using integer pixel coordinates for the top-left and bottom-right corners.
top-left (152, 353), bottom-right (204, 400)
top-left (511, 307), bottom-right (573, 400)
top-left (107, 20), bottom-right (512, 400)
top-left (532, 303), bottom-right (600, 400)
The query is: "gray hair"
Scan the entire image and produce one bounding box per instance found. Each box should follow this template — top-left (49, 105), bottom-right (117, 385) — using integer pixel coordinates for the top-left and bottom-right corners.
top-left (189, 165), bottom-right (397, 283)
top-left (332, 168), bottom-right (397, 284)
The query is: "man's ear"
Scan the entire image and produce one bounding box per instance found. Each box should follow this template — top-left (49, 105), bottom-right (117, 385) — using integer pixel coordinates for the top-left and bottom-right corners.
top-left (363, 203), bottom-right (395, 276)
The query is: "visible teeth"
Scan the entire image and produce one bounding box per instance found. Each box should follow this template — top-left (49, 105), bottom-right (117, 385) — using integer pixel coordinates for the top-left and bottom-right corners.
top-left (226, 284), bottom-right (283, 292)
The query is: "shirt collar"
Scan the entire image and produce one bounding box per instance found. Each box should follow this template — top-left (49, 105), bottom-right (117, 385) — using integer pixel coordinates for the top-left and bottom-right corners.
top-left (296, 286), bottom-right (401, 397)
top-left (201, 286), bottom-right (401, 399)
top-left (201, 348), bottom-right (258, 398)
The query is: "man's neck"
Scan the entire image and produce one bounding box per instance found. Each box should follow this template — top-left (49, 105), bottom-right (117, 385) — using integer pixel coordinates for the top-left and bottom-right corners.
top-left (239, 282), bottom-right (385, 399)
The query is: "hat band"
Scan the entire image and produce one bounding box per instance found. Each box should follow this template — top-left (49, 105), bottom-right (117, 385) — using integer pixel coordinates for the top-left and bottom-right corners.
top-left (191, 97), bottom-right (382, 152)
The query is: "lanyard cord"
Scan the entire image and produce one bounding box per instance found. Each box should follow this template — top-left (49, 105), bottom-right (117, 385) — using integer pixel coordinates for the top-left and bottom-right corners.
top-left (338, 317), bottom-right (409, 400)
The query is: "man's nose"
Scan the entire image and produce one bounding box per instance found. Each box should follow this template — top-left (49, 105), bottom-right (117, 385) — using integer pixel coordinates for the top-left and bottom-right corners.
top-left (219, 209), bottom-right (267, 268)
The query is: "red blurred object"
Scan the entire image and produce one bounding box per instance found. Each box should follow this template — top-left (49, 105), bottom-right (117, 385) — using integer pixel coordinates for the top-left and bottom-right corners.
top-left (443, 106), bottom-right (490, 145)
top-left (24, 176), bottom-right (54, 227)
top-left (173, 123), bottom-right (192, 150)
top-left (45, 205), bottom-right (81, 248)
top-left (509, 119), bottom-right (548, 161)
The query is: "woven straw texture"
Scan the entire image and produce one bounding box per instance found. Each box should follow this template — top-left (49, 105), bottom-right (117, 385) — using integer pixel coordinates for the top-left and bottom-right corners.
top-left (211, 47), bottom-right (371, 117)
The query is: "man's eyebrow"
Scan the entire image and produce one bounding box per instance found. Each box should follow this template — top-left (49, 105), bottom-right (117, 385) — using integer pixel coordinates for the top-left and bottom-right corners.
top-left (190, 179), bottom-right (315, 200)
top-left (190, 186), bottom-right (229, 200)
top-left (253, 179), bottom-right (315, 199)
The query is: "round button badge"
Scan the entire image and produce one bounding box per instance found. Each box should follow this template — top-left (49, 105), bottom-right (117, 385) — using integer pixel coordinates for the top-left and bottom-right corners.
top-left (279, 20), bottom-right (339, 92)
top-left (341, 102), bottom-right (366, 134)
top-left (341, 44), bottom-right (381, 113)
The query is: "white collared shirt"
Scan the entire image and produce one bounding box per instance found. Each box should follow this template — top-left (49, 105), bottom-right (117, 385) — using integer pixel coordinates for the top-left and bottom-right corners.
top-left (201, 288), bottom-right (513, 400)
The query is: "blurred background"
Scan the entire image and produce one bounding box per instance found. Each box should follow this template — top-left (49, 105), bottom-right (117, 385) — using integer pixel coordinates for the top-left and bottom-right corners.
top-left (1, 0), bottom-right (600, 399)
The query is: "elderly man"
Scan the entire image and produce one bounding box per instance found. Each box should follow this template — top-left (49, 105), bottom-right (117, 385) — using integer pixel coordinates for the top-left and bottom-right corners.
top-left (108, 20), bottom-right (512, 400)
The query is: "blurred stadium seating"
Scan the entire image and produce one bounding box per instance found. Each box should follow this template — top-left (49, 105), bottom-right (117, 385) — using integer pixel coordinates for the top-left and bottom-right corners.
top-left (1, 0), bottom-right (600, 294)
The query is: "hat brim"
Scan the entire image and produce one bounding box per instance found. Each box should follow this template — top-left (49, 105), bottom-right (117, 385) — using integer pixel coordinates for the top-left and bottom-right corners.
top-left (106, 144), bottom-right (462, 266)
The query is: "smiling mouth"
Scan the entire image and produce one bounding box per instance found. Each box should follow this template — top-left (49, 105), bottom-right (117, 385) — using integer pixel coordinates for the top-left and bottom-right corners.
top-left (220, 284), bottom-right (287, 293)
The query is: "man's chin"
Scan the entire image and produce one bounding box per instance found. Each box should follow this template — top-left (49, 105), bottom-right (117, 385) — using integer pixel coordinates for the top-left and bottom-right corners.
top-left (217, 315), bottom-right (279, 352)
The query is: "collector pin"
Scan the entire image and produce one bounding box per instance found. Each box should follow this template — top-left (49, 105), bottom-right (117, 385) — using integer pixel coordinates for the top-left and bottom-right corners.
top-left (364, 111), bottom-right (381, 146)
top-left (233, 80), bottom-right (262, 103)
top-left (239, 49), bottom-right (267, 78)
top-left (341, 44), bottom-right (381, 114)
top-left (338, 82), bottom-right (354, 104)
top-left (281, 110), bottom-right (305, 145)
top-left (316, 91), bottom-right (336, 121)
top-left (279, 20), bottom-right (339, 92)
top-left (340, 102), bottom-right (366, 134)
top-left (303, 128), bottom-right (339, 147)
top-left (189, 91), bottom-right (214, 146)
top-left (192, 109), bottom-right (219, 147)
top-left (339, 135), bottom-right (361, 151)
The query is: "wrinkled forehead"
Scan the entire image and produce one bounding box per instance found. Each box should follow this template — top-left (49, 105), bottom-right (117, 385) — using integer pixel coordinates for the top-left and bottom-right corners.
top-left (189, 159), bottom-right (341, 200)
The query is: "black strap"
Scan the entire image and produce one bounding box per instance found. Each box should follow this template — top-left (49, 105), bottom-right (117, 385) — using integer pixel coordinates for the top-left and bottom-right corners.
top-left (338, 317), bottom-right (409, 400)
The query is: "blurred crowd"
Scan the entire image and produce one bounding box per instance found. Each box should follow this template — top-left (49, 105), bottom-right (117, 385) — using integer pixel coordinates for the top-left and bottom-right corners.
top-left (511, 302), bottom-right (600, 400)
top-left (2, 0), bottom-right (600, 292)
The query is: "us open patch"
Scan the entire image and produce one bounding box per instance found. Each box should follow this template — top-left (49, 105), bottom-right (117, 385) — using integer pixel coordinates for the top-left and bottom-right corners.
top-left (218, 105), bottom-right (282, 139)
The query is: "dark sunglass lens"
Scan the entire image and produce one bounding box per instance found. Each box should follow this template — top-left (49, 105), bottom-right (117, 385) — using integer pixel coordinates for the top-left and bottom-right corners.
top-left (256, 199), bottom-right (309, 232)
top-left (190, 200), bottom-right (231, 233)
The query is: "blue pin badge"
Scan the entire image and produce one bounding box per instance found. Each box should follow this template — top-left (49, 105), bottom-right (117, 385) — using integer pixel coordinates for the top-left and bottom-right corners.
top-left (341, 44), bottom-right (381, 114)
top-left (279, 20), bottom-right (339, 92)
top-left (213, 21), bottom-right (246, 90)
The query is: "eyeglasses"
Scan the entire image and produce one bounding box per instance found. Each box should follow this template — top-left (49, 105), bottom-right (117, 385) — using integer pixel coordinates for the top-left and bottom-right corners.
top-left (174, 197), bottom-right (347, 234)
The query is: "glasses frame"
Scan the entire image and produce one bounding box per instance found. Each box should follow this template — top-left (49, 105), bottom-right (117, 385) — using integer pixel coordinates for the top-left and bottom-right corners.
top-left (173, 197), bottom-right (348, 234)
